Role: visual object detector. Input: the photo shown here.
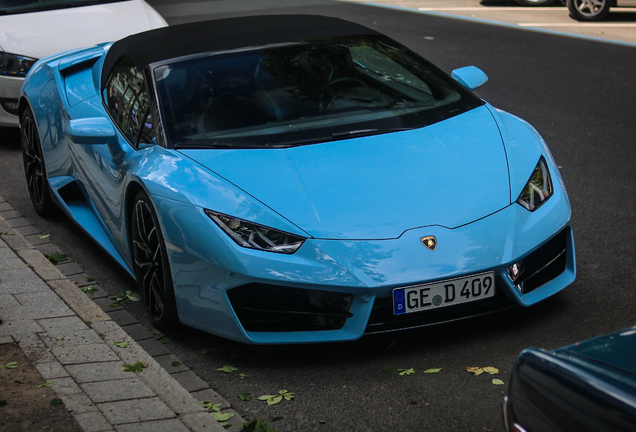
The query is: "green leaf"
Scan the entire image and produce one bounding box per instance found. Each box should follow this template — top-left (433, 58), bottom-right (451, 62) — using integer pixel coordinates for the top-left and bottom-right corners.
top-left (423, 368), bottom-right (442, 374)
top-left (171, 361), bottom-right (182, 367)
top-left (45, 253), bottom-right (69, 263)
top-left (81, 286), bottom-right (98, 295)
top-left (128, 292), bottom-right (141, 302)
top-left (0, 400), bottom-right (7, 407)
top-left (492, 379), bottom-right (505, 385)
top-left (0, 361), bottom-right (18, 370)
top-left (398, 368), bottom-right (415, 375)
top-left (122, 361), bottom-right (147, 372)
top-left (200, 348), bottom-right (211, 355)
top-left (50, 398), bottom-right (63, 406)
top-left (258, 390), bottom-right (293, 405)
top-left (267, 395), bottom-right (283, 405)
top-left (0, 232), bottom-right (15, 236)
top-left (237, 392), bottom-right (253, 401)
top-left (383, 366), bottom-right (396, 374)
top-left (86, 277), bottom-right (96, 282)
top-left (199, 401), bottom-right (222, 412)
top-left (212, 411), bottom-right (234, 422)
top-left (239, 373), bottom-right (248, 379)
top-left (55, 337), bottom-right (64, 341)
top-left (217, 365), bottom-right (238, 373)
top-left (38, 380), bottom-right (54, 388)
top-left (37, 234), bottom-right (51, 239)
top-left (109, 290), bottom-right (141, 306)
top-left (242, 419), bottom-right (280, 432)
top-left (115, 341), bottom-right (128, 348)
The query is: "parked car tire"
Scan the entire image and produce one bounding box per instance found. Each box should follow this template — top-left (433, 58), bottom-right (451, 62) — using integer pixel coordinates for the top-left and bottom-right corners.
top-left (130, 190), bottom-right (180, 330)
top-left (567, 0), bottom-right (611, 20)
top-left (20, 107), bottom-right (57, 217)
top-left (515, 0), bottom-right (557, 6)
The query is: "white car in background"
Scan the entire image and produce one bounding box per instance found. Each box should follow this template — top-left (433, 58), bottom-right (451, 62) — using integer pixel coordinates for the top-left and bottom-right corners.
top-left (0, 0), bottom-right (167, 127)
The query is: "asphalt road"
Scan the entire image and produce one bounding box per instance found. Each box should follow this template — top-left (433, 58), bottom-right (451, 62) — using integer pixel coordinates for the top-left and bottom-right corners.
top-left (1, 1), bottom-right (636, 431)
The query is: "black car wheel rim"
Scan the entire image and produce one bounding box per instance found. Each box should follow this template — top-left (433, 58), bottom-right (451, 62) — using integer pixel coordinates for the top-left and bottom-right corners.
top-left (132, 199), bottom-right (166, 320)
top-left (22, 114), bottom-right (45, 206)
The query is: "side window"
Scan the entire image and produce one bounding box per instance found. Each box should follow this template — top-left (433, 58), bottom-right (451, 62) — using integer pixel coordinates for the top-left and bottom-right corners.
top-left (104, 58), bottom-right (157, 147)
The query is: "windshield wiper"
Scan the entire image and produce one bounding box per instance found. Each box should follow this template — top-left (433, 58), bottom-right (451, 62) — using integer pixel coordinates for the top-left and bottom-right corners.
top-left (332, 127), bottom-right (414, 140)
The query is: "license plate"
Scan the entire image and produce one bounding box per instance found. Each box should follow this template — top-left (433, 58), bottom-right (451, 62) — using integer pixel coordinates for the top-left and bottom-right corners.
top-left (393, 272), bottom-right (495, 315)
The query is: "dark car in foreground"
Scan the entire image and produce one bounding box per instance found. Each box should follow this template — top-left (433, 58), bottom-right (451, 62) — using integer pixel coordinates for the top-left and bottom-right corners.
top-left (504, 327), bottom-right (636, 431)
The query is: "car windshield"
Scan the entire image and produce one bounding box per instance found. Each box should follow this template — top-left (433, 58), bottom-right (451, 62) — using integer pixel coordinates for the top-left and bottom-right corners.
top-left (0, 0), bottom-right (124, 15)
top-left (154, 35), bottom-right (483, 149)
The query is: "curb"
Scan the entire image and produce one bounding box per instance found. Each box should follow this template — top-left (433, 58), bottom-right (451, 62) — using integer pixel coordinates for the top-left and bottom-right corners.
top-left (0, 195), bottom-right (246, 432)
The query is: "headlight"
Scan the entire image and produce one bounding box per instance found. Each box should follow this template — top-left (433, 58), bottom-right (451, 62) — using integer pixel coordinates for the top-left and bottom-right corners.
top-left (205, 210), bottom-right (305, 254)
top-left (517, 156), bottom-right (553, 211)
top-left (0, 52), bottom-right (37, 77)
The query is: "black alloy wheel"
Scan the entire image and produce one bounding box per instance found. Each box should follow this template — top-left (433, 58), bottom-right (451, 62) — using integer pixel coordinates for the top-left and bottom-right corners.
top-left (131, 191), bottom-right (180, 329)
top-left (20, 107), bottom-right (56, 216)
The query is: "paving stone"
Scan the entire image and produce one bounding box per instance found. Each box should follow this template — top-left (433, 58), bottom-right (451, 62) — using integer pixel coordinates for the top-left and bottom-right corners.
top-left (65, 361), bottom-right (130, 383)
top-left (190, 389), bottom-right (230, 409)
top-left (0, 253), bottom-right (27, 271)
top-left (15, 225), bottom-right (40, 236)
top-left (40, 328), bottom-right (103, 348)
top-left (153, 354), bottom-right (189, 374)
top-left (0, 335), bottom-right (14, 344)
top-left (55, 262), bottom-right (84, 277)
top-left (0, 267), bottom-right (47, 291)
top-left (121, 323), bottom-right (154, 341)
top-left (17, 249), bottom-right (66, 282)
top-left (50, 376), bottom-right (83, 396)
top-left (52, 344), bottom-right (119, 365)
top-left (7, 218), bottom-right (30, 228)
top-left (107, 310), bottom-right (138, 327)
top-left (48, 279), bottom-right (110, 324)
top-left (0, 319), bottom-right (45, 341)
top-left (17, 333), bottom-right (56, 364)
top-left (73, 410), bottom-right (113, 432)
top-left (24, 234), bottom-right (52, 245)
top-left (36, 243), bottom-right (63, 255)
top-left (170, 370), bottom-right (209, 393)
top-left (114, 418), bottom-right (190, 432)
top-left (137, 338), bottom-right (171, 357)
top-left (81, 377), bottom-right (156, 403)
top-left (60, 393), bottom-right (99, 414)
top-left (35, 361), bottom-right (70, 380)
top-left (98, 397), bottom-right (175, 424)
top-left (180, 412), bottom-right (228, 432)
top-left (0, 293), bottom-right (20, 309)
top-left (80, 284), bottom-right (109, 299)
top-left (135, 366), bottom-right (207, 416)
top-left (37, 316), bottom-right (89, 333)
top-left (0, 202), bottom-right (11, 212)
top-left (0, 210), bottom-right (22, 220)
top-left (93, 297), bottom-right (124, 313)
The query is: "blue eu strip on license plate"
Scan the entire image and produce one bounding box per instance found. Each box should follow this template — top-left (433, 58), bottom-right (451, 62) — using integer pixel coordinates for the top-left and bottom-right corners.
top-left (393, 272), bottom-right (495, 315)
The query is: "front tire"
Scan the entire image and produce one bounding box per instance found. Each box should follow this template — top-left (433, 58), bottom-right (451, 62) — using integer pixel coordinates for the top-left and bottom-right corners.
top-left (567, 0), bottom-right (611, 21)
top-left (20, 107), bottom-right (56, 216)
top-left (131, 191), bottom-right (180, 330)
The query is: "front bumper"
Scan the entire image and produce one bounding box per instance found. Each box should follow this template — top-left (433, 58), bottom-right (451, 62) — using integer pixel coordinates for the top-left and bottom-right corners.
top-left (153, 177), bottom-right (574, 344)
top-left (0, 75), bottom-right (23, 127)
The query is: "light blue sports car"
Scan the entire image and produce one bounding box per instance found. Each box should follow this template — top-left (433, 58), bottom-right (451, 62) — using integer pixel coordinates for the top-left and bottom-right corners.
top-left (19, 15), bottom-right (575, 344)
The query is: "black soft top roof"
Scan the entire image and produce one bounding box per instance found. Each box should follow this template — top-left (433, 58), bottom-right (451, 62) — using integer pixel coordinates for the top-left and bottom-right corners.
top-left (101, 14), bottom-right (379, 88)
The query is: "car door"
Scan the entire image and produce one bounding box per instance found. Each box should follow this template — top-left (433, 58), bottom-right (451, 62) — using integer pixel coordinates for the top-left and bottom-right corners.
top-left (71, 57), bottom-right (157, 257)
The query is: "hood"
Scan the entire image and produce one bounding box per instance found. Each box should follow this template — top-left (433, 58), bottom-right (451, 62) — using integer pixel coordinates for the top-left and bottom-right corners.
top-left (556, 327), bottom-right (636, 376)
top-left (179, 106), bottom-right (511, 240)
top-left (0, 0), bottom-right (166, 59)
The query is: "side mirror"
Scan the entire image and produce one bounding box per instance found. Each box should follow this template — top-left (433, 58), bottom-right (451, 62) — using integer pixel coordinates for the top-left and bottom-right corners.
top-left (65, 117), bottom-right (124, 160)
top-left (65, 117), bottom-right (117, 145)
top-left (451, 66), bottom-right (488, 90)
